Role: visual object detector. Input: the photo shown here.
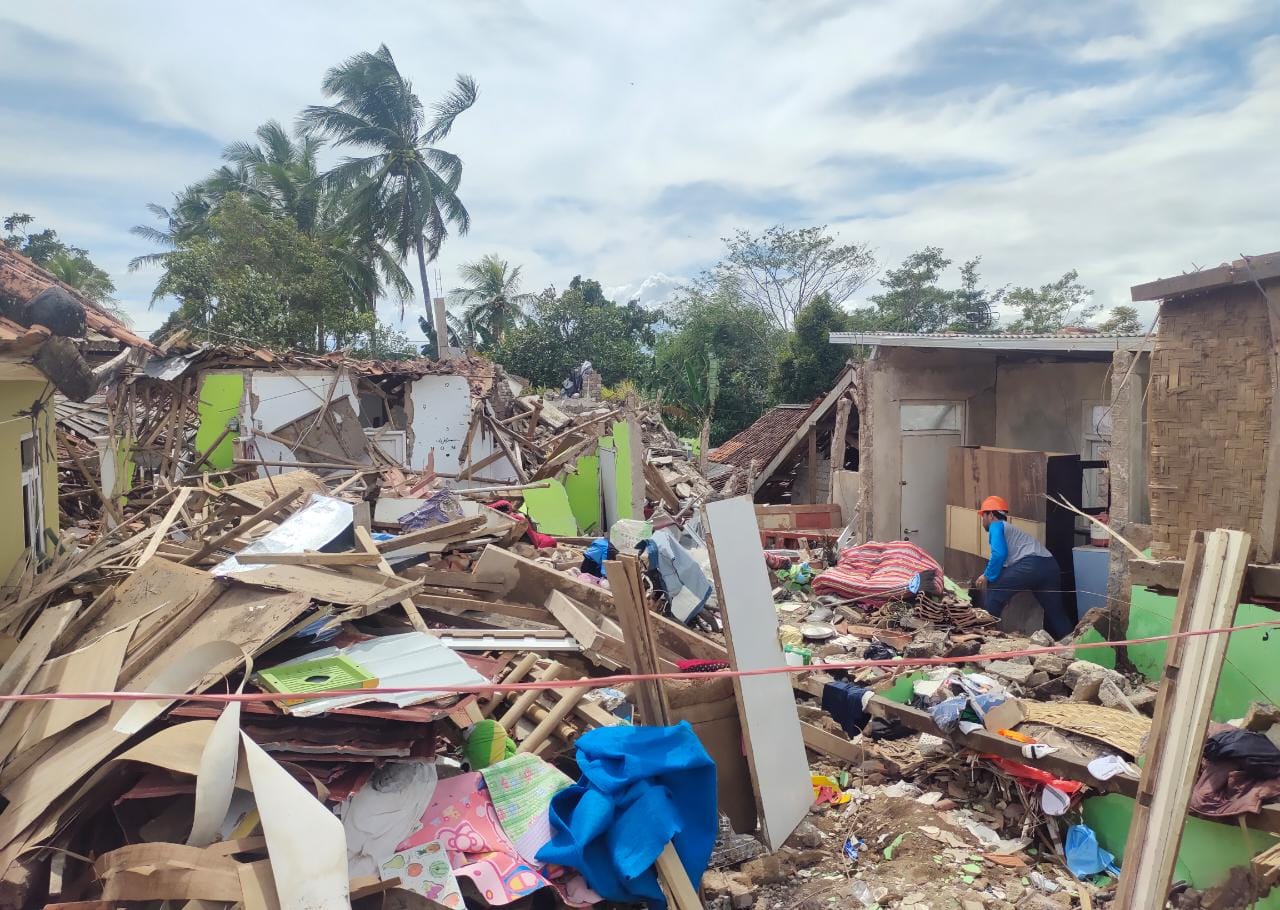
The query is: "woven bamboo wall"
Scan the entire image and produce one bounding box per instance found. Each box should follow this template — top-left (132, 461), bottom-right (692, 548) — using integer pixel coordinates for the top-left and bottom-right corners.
top-left (1148, 286), bottom-right (1272, 558)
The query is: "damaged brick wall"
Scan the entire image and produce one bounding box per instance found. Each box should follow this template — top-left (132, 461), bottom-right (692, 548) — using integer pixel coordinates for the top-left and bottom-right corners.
top-left (1148, 286), bottom-right (1272, 559)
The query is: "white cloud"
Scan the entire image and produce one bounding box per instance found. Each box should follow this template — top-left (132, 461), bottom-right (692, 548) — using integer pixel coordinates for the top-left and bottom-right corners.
top-left (1, 0), bottom-right (1277, 333)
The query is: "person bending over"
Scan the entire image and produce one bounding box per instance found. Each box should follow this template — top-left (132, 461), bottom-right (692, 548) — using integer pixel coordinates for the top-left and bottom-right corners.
top-left (973, 495), bottom-right (1073, 640)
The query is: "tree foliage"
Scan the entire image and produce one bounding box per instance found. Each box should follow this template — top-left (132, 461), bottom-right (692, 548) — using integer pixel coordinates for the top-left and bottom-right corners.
top-left (303, 45), bottom-right (477, 316)
top-left (1005, 269), bottom-right (1099, 333)
top-left (492, 276), bottom-right (660, 389)
top-left (859, 246), bottom-right (956, 332)
top-left (654, 284), bottom-right (782, 443)
top-left (1099, 304), bottom-right (1142, 334)
top-left (698, 225), bottom-right (876, 330)
top-left (773, 293), bottom-right (853, 403)
top-left (152, 194), bottom-right (384, 353)
top-left (3, 213), bottom-right (122, 314)
top-left (949, 256), bottom-right (1002, 332)
top-left (450, 254), bottom-right (535, 349)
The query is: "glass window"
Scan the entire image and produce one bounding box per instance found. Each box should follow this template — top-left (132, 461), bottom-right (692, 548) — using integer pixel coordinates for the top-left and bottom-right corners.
top-left (20, 435), bottom-right (35, 470)
top-left (900, 403), bottom-right (961, 432)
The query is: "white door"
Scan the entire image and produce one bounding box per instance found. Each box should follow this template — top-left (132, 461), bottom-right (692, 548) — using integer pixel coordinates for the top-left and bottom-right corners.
top-left (899, 402), bottom-right (964, 563)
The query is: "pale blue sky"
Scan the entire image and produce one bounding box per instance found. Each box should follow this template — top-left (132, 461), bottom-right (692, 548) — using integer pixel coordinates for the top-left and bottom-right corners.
top-left (2, 1), bottom-right (1278, 337)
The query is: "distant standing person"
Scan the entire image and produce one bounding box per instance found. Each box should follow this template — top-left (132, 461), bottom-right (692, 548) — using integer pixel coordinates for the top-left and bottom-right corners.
top-left (973, 495), bottom-right (1073, 639)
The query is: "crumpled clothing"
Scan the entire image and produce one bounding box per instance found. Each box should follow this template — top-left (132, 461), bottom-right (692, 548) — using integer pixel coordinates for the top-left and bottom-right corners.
top-left (1190, 723), bottom-right (1280, 817)
top-left (538, 723), bottom-right (716, 910)
top-left (822, 681), bottom-right (872, 737)
top-left (863, 641), bottom-right (898, 661)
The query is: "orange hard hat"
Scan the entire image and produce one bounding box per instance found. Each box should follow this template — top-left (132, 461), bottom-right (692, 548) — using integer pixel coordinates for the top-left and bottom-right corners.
top-left (980, 495), bottom-right (1010, 514)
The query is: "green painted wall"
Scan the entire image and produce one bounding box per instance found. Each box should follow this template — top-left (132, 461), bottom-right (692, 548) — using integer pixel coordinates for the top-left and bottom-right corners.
top-left (522, 479), bottom-right (579, 537)
top-left (564, 454), bottom-right (602, 533)
top-left (611, 419), bottom-right (640, 521)
top-left (1084, 794), bottom-right (1280, 907)
top-left (0, 379), bottom-right (58, 582)
top-left (1080, 587), bottom-right (1277, 722)
top-left (194, 371), bottom-right (245, 472)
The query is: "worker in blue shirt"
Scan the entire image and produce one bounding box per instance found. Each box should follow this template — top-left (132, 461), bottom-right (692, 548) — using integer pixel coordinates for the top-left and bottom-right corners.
top-left (973, 495), bottom-right (1074, 639)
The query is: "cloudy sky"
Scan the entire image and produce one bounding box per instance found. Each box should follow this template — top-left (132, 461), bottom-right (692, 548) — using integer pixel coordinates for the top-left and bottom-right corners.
top-left (3, 0), bottom-right (1278, 337)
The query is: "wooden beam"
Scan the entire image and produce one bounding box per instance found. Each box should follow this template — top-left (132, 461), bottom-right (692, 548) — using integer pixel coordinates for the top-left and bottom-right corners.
top-left (352, 525), bottom-right (430, 632)
top-left (827, 396), bottom-right (851, 505)
top-left (1129, 556), bottom-right (1280, 602)
top-left (375, 516), bottom-right (487, 553)
top-left (605, 557), bottom-right (671, 726)
top-left (1115, 529), bottom-right (1251, 909)
top-left (181, 488), bottom-right (302, 565)
top-left (137, 487), bottom-right (193, 567)
top-left (805, 426), bottom-right (819, 505)
top-left (752, 367), bottom-right (855, 493)
top-left (801, 721), bottom-right (863, 763)
top-left (1256, 279), bottom-right (1280, 563)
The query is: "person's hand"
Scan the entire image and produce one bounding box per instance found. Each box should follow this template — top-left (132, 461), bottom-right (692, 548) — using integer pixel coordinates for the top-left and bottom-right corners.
top-left (973, 575), bottom-right (987, 590)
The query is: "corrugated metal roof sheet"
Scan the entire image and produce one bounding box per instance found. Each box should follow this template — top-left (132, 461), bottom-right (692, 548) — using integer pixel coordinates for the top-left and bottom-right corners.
top-left (829, 330), bottom-right (1146, 352)
top-left (708, 402), bottom-right (817, 471)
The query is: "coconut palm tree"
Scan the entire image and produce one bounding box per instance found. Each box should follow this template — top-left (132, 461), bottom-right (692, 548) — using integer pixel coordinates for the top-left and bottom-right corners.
top-left (301, 45), bottom-right (477, 318)
top-left (452, 254), bottom-right (534, 348)
top-left (127, 184), bottom-right (215, 272)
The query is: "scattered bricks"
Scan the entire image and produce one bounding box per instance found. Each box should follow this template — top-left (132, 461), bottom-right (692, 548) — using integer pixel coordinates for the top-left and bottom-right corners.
top-left (740, 853), bottom-right (791, 886)
top-left (1129, 686), bottom-right (1158, 714)
top-left (1029, 630), bottom-right (1055, 648)
top-left (1064, 660), bottom-right (1128, 702)
top-left (1027, 671), bottom-right (1051, 688)
top-left (702, 871), bottom-right (756, 910)
top-left (905, 629), bottom-right (950, 658)
top-left (1031, 653), bottom-right (1072, 676)
top-left (985, 660), bottom-right (1035, 685)
top-left (1244, 701), bottom-right (1280, 731)
top-left (1099, 678), bottom-right (1139, 711)
top-left (962, 899), bottom-right (988, 910)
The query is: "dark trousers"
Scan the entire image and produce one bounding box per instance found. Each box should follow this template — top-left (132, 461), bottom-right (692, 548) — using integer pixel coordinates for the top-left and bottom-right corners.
top-left (983, 555), bottom-right (1074, 639)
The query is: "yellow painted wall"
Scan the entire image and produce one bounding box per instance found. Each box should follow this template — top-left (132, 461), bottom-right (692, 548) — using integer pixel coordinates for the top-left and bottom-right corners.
top-left (0, 379), bottom-right (58, 584)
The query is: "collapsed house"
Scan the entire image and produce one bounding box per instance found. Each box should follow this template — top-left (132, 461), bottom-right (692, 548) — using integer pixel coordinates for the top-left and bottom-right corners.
top-left (3, 250), bottom-right (1280, 910)
top-left (0, 245), bottom-right (153, 581)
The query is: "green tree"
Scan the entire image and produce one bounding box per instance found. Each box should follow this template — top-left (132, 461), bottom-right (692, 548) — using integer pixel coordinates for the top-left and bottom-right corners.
top-left (303, 45), bottom-right (477, 318)
top-left (861, 247), bottom-right (955, 332)
top-left (1005, 269), bottom-right (1099, 333)
top-left (654, 284), bottom-right (781, 444)
top-left (700, 224), bottom-right (876, 329)
top-left (153, 194), bottom-right (377, 352)
top-left (773, 293), bottom-right (852, 402)
top-left (451, 254), bottom-right (535, 349)
top-left (491, 277), bottom-right (660, 388)
top-left (1099, 304), bottom-right (1142, 334)
top-left (4, 212), bottom-right (126, 318)
top-left (132, 122), bottom-right (412, 310)
top-left (948, 256), bottom-right (1003, 332)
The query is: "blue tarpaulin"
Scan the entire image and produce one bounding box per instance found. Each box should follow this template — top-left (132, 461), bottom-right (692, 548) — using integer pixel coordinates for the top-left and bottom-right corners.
top-left (537, 722), bottom-right (717, 908)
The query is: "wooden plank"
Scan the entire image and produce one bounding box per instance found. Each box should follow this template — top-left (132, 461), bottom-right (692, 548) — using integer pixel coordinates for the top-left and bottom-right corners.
top-left (703, 496), bottom-right (811, 852)
top-left (374, 516), bottom-right (486, 553)
top-left (233, 563), bottom-right (422, 609)
top-left (0, 602), bottom-right (77, 728)
top-left (415, 592), bottom-right (553, 624)
top-left (805, 426), bottom-right (818, 505)
top-left (181, 488), bottom-right (302, 565)
top-left (137, 487), bottom-right (193, 567)
top-left (1114, 529), bottom-right (1251, 909)
top-left (801, 721), bottom-right (863, 764)
top-left (828, 396), bottom-right (851, 505)
top-left (353, 525), bottom-right (429, 632)
top-left (482, 653), bottom-right (539, 717)
top-left (605, 557), bottom-right (671, 726)
top-left (655, 841), bottom-right (702, 910)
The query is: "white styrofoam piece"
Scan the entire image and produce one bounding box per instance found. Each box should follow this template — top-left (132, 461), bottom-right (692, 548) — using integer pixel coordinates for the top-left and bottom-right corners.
top-left (704, 496), bottom-right (812, 851)
top-left (406, 375), bottom-right (473, 472)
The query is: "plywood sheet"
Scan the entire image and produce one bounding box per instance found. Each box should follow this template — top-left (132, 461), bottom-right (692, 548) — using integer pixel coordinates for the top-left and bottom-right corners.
top-left (703, 497), bottom-right (810, 852)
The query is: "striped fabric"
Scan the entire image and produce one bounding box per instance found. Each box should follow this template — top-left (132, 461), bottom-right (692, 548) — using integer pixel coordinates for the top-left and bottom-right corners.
top-left (812, 540), bottom-right (944, 603)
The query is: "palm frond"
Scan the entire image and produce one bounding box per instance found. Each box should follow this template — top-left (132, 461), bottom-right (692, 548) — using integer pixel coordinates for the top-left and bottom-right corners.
top-left (423, 74), bottom-right (479, 143)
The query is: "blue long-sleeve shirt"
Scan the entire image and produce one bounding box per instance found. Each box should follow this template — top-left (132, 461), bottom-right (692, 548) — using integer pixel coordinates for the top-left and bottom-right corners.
top-left (984, 521), bottom-right (1008, 582)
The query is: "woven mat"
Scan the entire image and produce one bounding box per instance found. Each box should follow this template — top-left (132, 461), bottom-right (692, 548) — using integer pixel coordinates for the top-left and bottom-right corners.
top-left (1021, 702), bottom-right (1150, 758)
